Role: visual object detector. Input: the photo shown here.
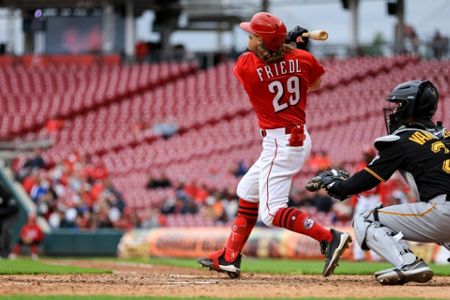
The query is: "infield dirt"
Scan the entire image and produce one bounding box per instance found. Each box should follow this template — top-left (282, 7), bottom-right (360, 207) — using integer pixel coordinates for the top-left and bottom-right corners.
top-left (0, 260), bottom-right (449, 298)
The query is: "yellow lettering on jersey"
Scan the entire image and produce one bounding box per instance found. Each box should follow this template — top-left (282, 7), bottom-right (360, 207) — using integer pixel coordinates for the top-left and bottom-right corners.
top-left (430, 141), bottom-right (450, 174)
top-left (443, 160), bottom-right (450, 174)
top-left (431, 141), bottom-right (450, 154)
top-left (409, 131), bottom-right (435, 145)
top-left (445, 129), bottom-right (450, 139)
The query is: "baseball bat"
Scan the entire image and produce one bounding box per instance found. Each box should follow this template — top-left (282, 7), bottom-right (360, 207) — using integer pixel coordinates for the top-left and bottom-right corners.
top-left (302, 30), bottom-right (328, 41)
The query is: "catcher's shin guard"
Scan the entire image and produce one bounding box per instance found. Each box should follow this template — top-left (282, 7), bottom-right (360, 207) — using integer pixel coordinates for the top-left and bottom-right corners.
top-left (198, 248), bottom-right (242, 278)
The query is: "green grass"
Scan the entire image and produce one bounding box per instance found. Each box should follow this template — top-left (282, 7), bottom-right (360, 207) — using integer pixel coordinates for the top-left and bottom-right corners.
top-left (0, 258), bottom-right (111, 275)
top-left (138, 257), bottom-right (450, 276)
top-left (2, 257), bottom-right (449, 277)
top-left (0, 297), bottom-right (441, 300)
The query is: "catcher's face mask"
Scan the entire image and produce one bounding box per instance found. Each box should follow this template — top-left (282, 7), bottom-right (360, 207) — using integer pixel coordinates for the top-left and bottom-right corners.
top-left (383, 100), bottom-right (409, 134)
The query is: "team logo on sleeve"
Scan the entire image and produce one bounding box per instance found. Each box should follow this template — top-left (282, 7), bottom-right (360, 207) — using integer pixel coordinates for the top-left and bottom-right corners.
top-left (303, 218), bottom-right (315, 229)
top-left (369, 155), bottom-right (380, 166)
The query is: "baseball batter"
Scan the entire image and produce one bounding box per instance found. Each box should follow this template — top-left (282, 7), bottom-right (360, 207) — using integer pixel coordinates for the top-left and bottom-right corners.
top-left (307, 80), bottom-right (450, 285)
top-left (198, 12), bottom-right (351, 278)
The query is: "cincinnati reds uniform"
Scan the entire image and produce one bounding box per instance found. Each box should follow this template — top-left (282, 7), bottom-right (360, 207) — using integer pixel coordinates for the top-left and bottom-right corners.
top-left (198, 12), bottom-right (351, 279)
top-left (233, 49), bottom-right (324, 225)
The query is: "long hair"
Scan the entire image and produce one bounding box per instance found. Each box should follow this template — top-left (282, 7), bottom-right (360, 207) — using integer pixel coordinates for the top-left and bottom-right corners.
top-left (254, 42), bottom-right (296, 64)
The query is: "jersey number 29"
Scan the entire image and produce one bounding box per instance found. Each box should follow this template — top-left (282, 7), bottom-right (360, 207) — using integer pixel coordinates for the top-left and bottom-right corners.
top-left (269, 76), bottom-right (301, 113)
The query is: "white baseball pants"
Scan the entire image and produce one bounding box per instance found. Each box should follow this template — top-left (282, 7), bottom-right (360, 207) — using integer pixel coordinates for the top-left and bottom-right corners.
top-left (236, 127), bottom-right (312, 226)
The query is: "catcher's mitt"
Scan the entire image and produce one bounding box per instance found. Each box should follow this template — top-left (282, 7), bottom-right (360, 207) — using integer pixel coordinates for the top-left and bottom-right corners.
top-left (305, 168), bottom-right (349, 192)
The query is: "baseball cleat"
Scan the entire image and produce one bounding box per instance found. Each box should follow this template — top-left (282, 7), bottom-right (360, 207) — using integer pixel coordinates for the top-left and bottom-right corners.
top-left (376, 259), bottom-right (434, 285)
top-left (321, 229), bottom-right (352, 277)
top-left (198, 248), bottom-right (241, 279)
top-left (374, 267), bottom-right (396, 278)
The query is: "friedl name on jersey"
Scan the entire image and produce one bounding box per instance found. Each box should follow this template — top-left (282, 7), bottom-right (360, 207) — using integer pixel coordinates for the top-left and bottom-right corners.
top-left (256, 59), bottom-right (301, 82)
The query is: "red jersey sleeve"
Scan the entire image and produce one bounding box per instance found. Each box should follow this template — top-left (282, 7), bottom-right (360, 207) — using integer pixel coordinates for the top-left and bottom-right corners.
top-left (233, 52), bottom-right (251, 85)
top-left (305, 52), bottom-right (325, 87)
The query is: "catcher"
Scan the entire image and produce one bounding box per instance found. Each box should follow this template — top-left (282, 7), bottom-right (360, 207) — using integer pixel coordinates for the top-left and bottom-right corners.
top-left (306, 80), bottom-right (450, 285)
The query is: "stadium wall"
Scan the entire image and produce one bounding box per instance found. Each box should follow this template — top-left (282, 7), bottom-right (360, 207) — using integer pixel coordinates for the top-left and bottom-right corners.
top-left (43, 229), bottom-right (124, 256)
top-left (118, 227), bottom-right (449, 264)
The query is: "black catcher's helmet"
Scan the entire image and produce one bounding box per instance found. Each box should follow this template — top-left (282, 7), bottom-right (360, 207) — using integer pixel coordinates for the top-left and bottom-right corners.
top-left (384, 80), bottom-right (439, 134)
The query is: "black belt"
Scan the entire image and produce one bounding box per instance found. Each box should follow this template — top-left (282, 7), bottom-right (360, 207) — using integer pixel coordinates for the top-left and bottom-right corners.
top-left (260, 126), bottom-right (297, 137)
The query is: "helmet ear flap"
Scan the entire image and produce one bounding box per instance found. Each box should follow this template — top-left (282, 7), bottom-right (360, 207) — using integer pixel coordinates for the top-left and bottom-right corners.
top-left (413, 83), bottom-right (438, 119)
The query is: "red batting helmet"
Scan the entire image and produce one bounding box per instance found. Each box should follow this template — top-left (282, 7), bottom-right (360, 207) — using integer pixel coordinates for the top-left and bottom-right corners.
top-left (240, 12), bottom-right (287, 52)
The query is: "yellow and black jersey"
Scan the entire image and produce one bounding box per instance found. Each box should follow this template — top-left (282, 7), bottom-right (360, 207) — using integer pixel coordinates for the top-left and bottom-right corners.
top-left (329, 128), bottom-right (450, 202)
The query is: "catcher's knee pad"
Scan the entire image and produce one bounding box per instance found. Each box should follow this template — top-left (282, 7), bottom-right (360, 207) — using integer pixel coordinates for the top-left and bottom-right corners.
top-left (353, 209), bottom-right (415, 268)
top-left (352, 208), bottom-right (375, 250)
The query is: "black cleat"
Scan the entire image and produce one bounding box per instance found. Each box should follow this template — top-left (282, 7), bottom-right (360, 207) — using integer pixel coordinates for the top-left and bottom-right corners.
top-left (198, 248), bottom-right (241, 279)
top-left (376, 258), bottom-right (433, 285)
top-left (320, 229), bottom-right (352, 277)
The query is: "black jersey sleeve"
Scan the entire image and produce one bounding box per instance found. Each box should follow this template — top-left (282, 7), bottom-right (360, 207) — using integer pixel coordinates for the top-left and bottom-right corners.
top-left (327, 139), bottom-right (406, 199)
top-left (365, 140), bottom-right (406, 180)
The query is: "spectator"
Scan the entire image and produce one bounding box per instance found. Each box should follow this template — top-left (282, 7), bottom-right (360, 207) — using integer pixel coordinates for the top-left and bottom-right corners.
top-left (140, 208), bottom-right (160, 229)
top-left (132, 117), bottom-right (151, 135)
top-left (95, 207), bottom-right (114, 228)
top-left (404, 25), bottom-right (419, 55)
top-left (151, 116), bottom-right (179, 139)
top-left (114, 208), bottom-right (141, 230)
top-left (308, 150), bottom-right (331, 172)
top-left (0, 181), bottom-right (20, 259)
top-left (431, 30), bottom-right (448, 59)
top-left (146, 173), bottom-right (172, 189)
top-left (15, 152), bottom-right (46, 183)
top-left (10, 213), bottom-right (44, 260)
top-left (184, 182), bottom-right (210, 204)
top-left (232, 160), bottom-right (249, 178)
top-left (15, 151), bottom-right (127, 231)
top-left (23, 149), bottom-right (46, 170)
top-left (311, 189), bottom-right (334, 213)
top-left (290, 189), bottom-right (314, 208)
top-left (221, 193), bottom-right (238, 223)
top-left (204, 194), bottom-right (228, 223)
top-left (135, 41), bottom-right (149, 63)
top-left (44, 116), bottom-right (65, 134)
